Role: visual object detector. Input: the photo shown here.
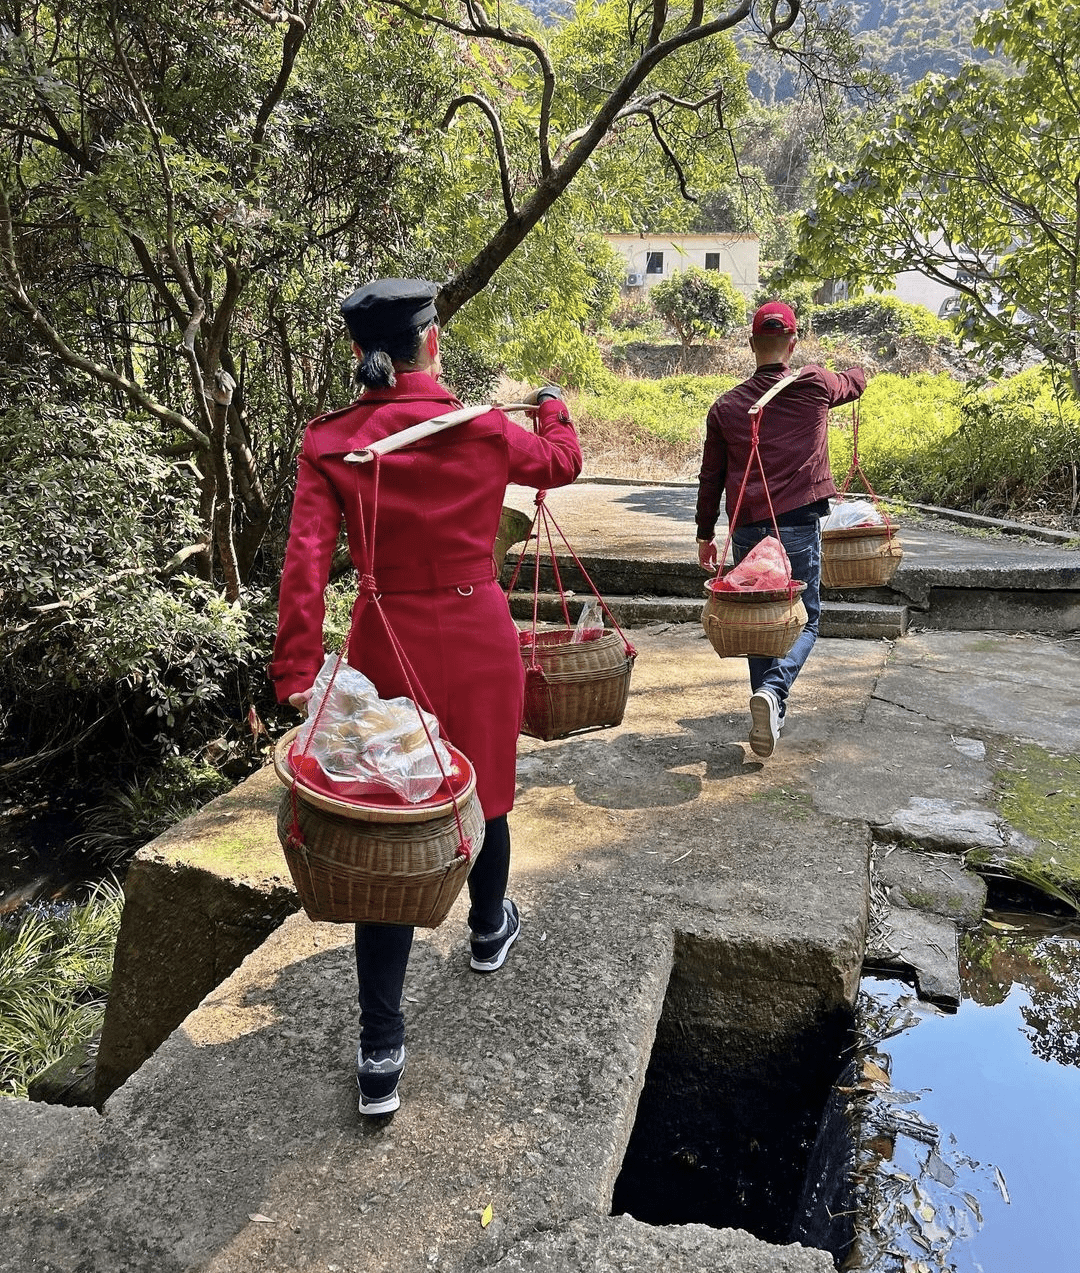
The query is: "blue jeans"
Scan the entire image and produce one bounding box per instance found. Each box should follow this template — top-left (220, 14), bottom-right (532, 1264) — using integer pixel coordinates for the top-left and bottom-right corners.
top-left (731, 520), bottom-right (822, 716)
top-left (354, 814), bottom-right (511, 1053)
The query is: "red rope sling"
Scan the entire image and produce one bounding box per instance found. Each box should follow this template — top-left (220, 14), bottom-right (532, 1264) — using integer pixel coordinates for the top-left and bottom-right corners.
top-left (285, 449), bottom-right (474, 865)
top-left (701, 373), bottom-right (809, 660)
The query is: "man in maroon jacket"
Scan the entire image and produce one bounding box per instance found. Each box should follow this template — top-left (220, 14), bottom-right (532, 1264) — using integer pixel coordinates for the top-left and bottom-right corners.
top-left (695, 301), bottom-right (866, 758)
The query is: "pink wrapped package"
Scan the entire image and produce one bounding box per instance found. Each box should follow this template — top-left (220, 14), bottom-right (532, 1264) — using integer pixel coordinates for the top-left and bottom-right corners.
top-left (709, 536), bottom-right (797, 592)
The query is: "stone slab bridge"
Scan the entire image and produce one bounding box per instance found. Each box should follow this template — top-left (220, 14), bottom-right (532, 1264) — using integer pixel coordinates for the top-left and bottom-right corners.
top-left (2, 493), bottom-right (1077, 1273)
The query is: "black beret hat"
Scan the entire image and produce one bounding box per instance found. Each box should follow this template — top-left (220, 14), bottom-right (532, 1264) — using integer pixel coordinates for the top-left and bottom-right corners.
top-left (340, 278), bottom-right (439, 346)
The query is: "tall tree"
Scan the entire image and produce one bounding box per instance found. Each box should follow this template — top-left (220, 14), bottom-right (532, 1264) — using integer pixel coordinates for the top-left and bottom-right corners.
top-left (387, 0), bottom-right (813, 323)
top-left (0, 0), bottom-right (451, 595)
top-left (790, 0), bottom-right (1080, 396)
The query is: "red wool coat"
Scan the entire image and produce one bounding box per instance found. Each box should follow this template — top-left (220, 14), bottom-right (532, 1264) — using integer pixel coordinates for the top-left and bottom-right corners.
top-left (270, 371), bottom-right (582, 819)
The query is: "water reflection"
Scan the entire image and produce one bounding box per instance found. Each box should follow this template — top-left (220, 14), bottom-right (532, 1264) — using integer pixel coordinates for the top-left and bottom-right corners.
top-left (853, 913), bottom-right (1080, 1272)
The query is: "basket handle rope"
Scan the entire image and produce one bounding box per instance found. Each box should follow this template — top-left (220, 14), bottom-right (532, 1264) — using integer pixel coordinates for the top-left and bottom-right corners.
top-left (506, 488), bottom-right (637, 671)
top-left (714, 371), bottom-right (805, 601)
top-left (834, 402), bottom-right (896, 534)
top-left (287, 449), bottom-right (474, 863)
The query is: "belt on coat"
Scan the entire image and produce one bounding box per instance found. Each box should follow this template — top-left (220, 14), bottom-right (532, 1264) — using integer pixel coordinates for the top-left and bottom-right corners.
top-left (361, 554), bottom-right (499, 594)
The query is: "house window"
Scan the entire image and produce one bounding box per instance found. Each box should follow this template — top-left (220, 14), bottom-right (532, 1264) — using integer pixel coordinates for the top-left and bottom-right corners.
top-left (704, 253), bottom-right (721, 270)
top-left (645, 251), bottom-right (664, 275)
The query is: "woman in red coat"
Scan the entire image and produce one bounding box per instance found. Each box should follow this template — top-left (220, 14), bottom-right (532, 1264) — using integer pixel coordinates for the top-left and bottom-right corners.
top-left (270, 279), bottom-right (582, 1115)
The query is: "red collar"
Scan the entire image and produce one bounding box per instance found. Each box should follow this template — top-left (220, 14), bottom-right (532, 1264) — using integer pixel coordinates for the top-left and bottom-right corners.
top-left (355, 370), bottom-right (461, 407)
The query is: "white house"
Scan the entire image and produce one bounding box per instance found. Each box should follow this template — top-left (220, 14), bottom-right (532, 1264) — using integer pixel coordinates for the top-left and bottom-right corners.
top-left (887, 267), bottom-right (958, 318)
top-left (604, 232), bottom-right (759, 300)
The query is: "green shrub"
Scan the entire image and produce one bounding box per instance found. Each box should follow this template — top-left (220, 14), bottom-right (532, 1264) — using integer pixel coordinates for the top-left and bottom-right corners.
top-left (937, 375), bottom-right (1080, 513)
top-left (0, 388), bottom-right (268, 788)
top-left (0, 878), bottom-right (123, 1099)
top-left (815, 295), bottom-right (956, 350)
top-left (829, 372), bottom-right (964, 497)
top-left (829, 365), bottom-right (1080, 516)
top-left (650, 267), bottom-right (747, 350)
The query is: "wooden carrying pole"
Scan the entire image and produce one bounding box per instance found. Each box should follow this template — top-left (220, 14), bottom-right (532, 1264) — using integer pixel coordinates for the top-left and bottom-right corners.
top-left (344, 403), bottom-right (532, 464)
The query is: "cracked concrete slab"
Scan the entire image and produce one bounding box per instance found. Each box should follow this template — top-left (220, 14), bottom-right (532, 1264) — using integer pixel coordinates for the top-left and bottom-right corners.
top-left (867, 907), bottom-right (961, 1008)
top-left (873, 631), bottom-right (1080, 755)
top-left (0, 626), bottom-right (872, 1273)
top-left (871, 797), bottom-right (1006, 853)
top-left (874, 847), bottom-right (986, 926)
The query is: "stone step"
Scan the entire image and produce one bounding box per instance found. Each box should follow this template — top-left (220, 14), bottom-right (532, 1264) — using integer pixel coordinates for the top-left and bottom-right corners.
top-left (820, 599), bottom-right (910, 640)
top-left (507, 593), bottom-right (910, 639)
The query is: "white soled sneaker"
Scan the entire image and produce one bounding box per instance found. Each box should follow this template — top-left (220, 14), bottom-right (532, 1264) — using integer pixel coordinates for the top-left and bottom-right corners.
top-left (748, 687), bottom-right (782, 758)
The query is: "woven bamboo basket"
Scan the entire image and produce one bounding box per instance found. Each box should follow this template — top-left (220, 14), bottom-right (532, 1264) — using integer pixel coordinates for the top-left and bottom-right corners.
top-left (520, 627), bottom-right (635, 741)
top-left (273, 729), bottom-right (483, 926)
top-left (701, 583), bottom-right (808, 659)
top-left (821, 524), bottom-right (903, 589)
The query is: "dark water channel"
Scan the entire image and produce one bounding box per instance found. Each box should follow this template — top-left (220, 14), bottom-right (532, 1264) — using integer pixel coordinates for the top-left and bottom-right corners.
top-left (853, 910), bottom-right (1080, 1273)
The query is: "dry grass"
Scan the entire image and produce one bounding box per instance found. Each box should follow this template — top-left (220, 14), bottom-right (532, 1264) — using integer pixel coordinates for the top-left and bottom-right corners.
top-left (572, 411), bottom-right (701, 482)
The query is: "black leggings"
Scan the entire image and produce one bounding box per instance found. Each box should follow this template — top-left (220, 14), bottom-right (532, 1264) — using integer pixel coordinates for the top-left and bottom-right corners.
top-left (353, 814), bottom-right (511, 1052)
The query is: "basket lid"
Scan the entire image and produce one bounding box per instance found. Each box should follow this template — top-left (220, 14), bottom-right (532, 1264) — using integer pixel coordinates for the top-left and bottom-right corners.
top-left (273, 727), bottom-right (476, 822)
top-left (704, 579), bottom-right (806, 603)
top-left (822, 523), bottom-right (898, 540)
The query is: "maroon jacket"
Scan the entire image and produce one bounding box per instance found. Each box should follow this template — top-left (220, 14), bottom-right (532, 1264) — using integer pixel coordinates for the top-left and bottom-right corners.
top-left (271, 371), bottom-right (582, 818)
top-left (696, 361), bottom-right (866, 536)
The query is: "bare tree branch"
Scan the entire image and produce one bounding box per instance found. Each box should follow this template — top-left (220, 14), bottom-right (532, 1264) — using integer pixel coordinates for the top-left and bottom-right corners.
top-left (234, 0), bottom-right (308, 27)
top-left (769, 0), bottom-right (800, 36)
top-left (28, 569), bottom-right (149, 615)
top-left (648, 0), bottom-right (669, 47)
top-left (442, 94), bottom-right (516, 219)
top-left (643, 110), bottom-right (695, 200)
top-left (430, 0), bottom-right (761, 320)
top-left (249, 0), bottom-right (317, 157)
top-left (107, 14), bottom-right (202, 314)
top-left (381, 0), bottom-right (558, 172)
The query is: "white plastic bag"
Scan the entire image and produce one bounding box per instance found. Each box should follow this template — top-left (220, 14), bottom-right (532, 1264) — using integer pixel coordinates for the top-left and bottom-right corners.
top-left (571, 597), bottom-right (604, 643)
top-left (294, 655), bottom-right (452, 803)
top-left (823, 499), bottom-right (882, 530)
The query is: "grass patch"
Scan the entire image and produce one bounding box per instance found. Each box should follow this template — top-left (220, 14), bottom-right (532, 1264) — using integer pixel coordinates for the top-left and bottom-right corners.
top-left (0, 878), bottom-right (123, 1099)
top-left (995, 743), bottom-right (1080, 910)
top-left (566, 352), bottom-right (1079, 530)
top-left (749, 786), bottom-right (813, 820)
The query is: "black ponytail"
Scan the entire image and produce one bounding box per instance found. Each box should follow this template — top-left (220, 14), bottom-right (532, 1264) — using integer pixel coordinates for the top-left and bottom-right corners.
top-left (354, 320), bottom-right (434, 390)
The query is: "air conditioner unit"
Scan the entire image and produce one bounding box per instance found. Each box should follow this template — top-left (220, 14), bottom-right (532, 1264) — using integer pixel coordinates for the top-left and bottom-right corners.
top-left (625, 272), bottom-right (644, 287)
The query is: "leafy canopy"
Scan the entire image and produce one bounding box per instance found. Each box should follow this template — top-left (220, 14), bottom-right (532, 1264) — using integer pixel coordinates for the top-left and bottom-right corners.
top-left (650, 266), bottom-right (747, 349)
top-left (790, 0), bottom-right (1080, 395)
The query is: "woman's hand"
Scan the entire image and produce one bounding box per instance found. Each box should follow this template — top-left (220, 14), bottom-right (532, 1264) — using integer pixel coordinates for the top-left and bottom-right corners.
top-left (288, 688), bottom-right (314, 716)
top-left (524, 384), bottom-right (563, 405)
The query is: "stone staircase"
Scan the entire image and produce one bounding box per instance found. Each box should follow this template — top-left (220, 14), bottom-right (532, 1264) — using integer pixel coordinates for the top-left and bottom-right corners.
top-left (502, 552), bottom-right (911, 640)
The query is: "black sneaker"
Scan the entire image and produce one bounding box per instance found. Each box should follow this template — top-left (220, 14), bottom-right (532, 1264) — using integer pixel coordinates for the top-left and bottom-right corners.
top-left (356, 1044), bottom-right (405, 1116)
top-left (469, 899), bottom-right (521, 972)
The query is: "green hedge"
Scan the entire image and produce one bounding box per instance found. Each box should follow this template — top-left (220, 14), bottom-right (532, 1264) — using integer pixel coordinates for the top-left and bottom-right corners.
top-left (575, 371), bottom-right (739, 445)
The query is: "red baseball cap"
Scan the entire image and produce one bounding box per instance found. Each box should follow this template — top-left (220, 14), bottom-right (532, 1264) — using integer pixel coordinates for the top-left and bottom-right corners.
top-left (751, 301), bottom-right (797, 335)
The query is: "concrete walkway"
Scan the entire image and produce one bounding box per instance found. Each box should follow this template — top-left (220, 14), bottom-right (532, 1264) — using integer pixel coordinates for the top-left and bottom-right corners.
top-left (502, 481), bottom-right (1080, 636)
top-left (1, 494), bottom-right (1077, 1273)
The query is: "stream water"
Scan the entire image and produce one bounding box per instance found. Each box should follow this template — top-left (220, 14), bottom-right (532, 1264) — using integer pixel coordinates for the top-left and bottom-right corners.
top-left (854, 910), bottom-right (1080, 1272)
